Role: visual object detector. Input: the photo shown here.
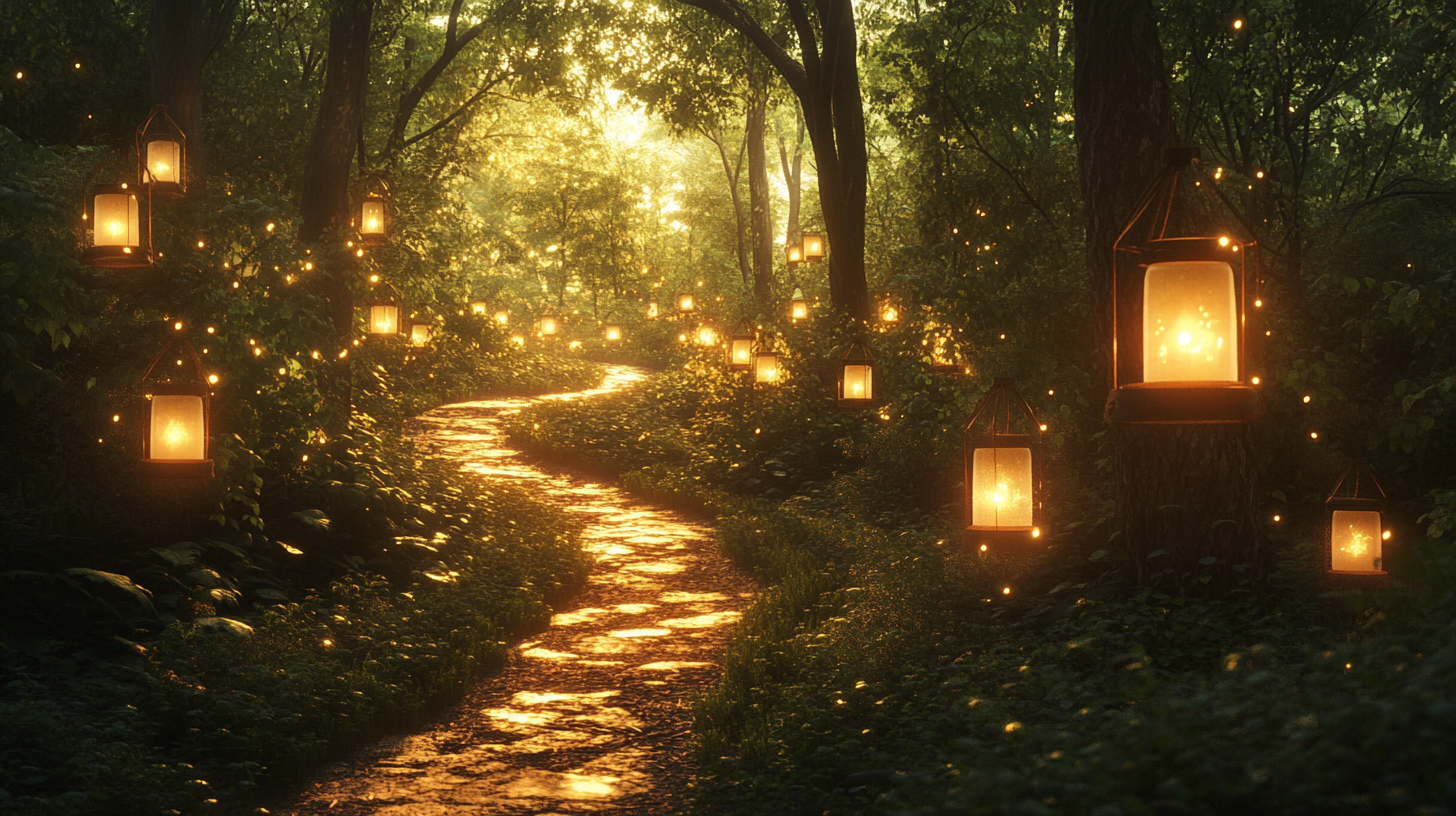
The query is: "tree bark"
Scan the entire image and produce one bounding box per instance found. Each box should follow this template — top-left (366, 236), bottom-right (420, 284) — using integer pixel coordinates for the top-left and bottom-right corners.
top-left (746, 67), bottom-right (773, 310)
top-left (1074, 0), bottom-right (1264, 592)
top-left (705, 125), bottom-right (751, 288)
top-left (778, 109), bottom-right (804, 253)
top-left (150, 0), bottom-right (207, 197)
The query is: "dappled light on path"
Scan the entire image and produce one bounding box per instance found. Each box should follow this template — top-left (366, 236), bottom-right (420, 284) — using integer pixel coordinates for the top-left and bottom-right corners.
top-left (284, 366), bottom-right (751, 815)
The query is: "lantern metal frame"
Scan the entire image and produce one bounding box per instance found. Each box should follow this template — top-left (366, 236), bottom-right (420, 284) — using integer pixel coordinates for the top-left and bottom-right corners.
top-left (963, 378), bottom-right (1044, 551)
top-left (136, 105), bottom-right (187, 199)
top-left (357, 176), bottom-right (390, 247)
top-left (139, 335), bottom-right (214, 478)
top-left (1106, 147), bottom-right (1263, 424)
top-left (802, 232), bottom-right (825, 262)
top-left (727, 318), bottom-right (755, 371)
top-left (1325, 461), bottom-right (1389, 576)
top-left (81, 147), bottom-right (153, 269)
top-left (836, 340), bottom-right (877, 409)
top-left (880, 298), bottom-right (901, 325)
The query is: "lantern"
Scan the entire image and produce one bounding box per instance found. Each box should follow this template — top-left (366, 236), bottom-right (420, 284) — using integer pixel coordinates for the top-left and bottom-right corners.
top-left (647, 300), bottom-right (659, 319)
top-left (677, 292), bottom-right (695, 313)
top-left (753, 338), bottom-right (781, 384)
top-left (510, 333), bottom-right (526, 347)
top-left (880, 300), bottom-right (901, 324)
top-left (603, 323), bottom-right (622, 342)
top-left (470, 301), bottom-right (488, 316)
top-left (924, 324), bottom-right (961, 373)
top-left (495, 309), bottom-right (510, 325)
top-left (1326, 462), bottom-right (1389, 576)
top-left (410, 322), bottom-right (433, 346)
top-left (789, 288), bottom-right (809, 321)
top-left (81, 149), bottom-right (151, 269)
top-left (136, 105), bottom-right (186, 199)
top-left (727, 318), bottom-right (755, 371)
top-left (358, 178), bottom-right (389, 247)
top-left (837, 341), bottom-right (876, 408)
top-left (786, 244), bottom-right (803, 266)
top-left (368, 283), bottom-right (401, 336)
top-left (538, 313), bottom-right (559, 338)
top-left (1106, 147), bottom-right (1262, 423)
top-left (140, 335), bottom-right (213, 478)
top-left (963, 378), bottom-right (1043, 551)
top-left (802, 233), bottom-right (825, 261)
top-left (696, 319), bottom-right (719, 347)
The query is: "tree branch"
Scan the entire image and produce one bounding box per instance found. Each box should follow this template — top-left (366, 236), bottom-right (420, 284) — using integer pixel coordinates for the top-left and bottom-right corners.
top-left (675, 0), bottom-right (810, 101)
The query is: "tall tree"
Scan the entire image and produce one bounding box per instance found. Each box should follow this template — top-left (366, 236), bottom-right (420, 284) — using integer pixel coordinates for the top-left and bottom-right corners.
top-left (777, 106), bottom-right (805, 253)
top-left (1075, 0), bottom-right (1263, 592)
top-left (149, 0), bottom-right (205, 196)
top-left (745, 55), bottom-right (774, 308)
top-left (674, 0), bottom-right (870, 319)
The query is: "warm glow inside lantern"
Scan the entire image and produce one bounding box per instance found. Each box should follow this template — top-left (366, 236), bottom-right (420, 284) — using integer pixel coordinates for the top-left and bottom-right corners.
top-left (647, 301), bottom-right (659, 319)
top-left (470, 301), bottom-right (488, 316)
top-left (786, 244), bottom-right (803, 266)
top-left (727, 319), bottom-right (754, 371)
top-left (145, 140), bottom-right (181, 188)
top-left (802, 233), bottom-right (824, 261)
top-left (137, 105), bottom-right (186, 199)
top-left (790, 288), bottom-right (809, 321)
top-left (1326, 463), bottom-right (1388, 576)
top-left (370, 304), bottom-right (399, 335)
top-left (696, 320), bottom-right (718, 346)
top-left (964, 378), bottom-right (1043, 551)
top-left (837, 342), bottom-right (876, 408)
top-left (93, 186), bottom-right (140, 248)
top-left (881, 302), bottom-right (900, 324)
top-left (1106, 147), bottom-right (1261, 424)
top-left (140, 337), bottom-right (213, 478)
top-left (495, 310), bottom-right (510, 325)
top-left (360, 196), bottom-right (387, 246)
top-left (410, 323), bottom-right (432, 346)
top-left (539, 314), bottom-right (559, 337)
top-left (604, 323), bottom-right (622, 342)
top-left (678, 292), bottom-right (695, 312)
top-left (754, 348), bottom-right (780, 383)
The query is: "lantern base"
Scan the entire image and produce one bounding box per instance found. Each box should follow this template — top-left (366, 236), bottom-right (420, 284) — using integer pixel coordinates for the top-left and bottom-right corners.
top-left (837, 398), bottom-right (876, 410)
top-left (146, 181), bottom-right (185, 200)
top-left (140, 459), bottom-right (215, 478)
top-left (360, 234), bottom-right (387, 247)
top-left (728, 363), bottom-right (751, 372)
top-left (83, 246), bottom-right (153, 269)
top-left (1322, 570), bottom-right (1391, 591)
top-left (964, 527), bottom-right (1046, 553)
top-left (1105, 383), bottom-right (1264, 424)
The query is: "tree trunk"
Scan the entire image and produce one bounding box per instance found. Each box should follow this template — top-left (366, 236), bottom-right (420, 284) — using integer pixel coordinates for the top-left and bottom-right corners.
top-left (150, 0), bottom-right (206, 197)
top-left (778, 109), bottom-right (805, 254)
top-left (707, 126), bottom-right (751, 288)
top-left (746, 70), bottom-right (773, 310)
top-left (1074, 0), bottom-right (1264, 592)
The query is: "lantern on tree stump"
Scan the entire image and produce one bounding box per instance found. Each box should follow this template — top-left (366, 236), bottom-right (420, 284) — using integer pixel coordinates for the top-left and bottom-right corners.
top-left (140, 334), bottom-right (213, 478)
top-left (81, 148), bottom-right (151, 269)
top-left (789, 288), bottom-right (809, 322)
top-left (802, 233), bottom-right (825, 261)
top-left (368, 283), bottom-right (401, 336)
top-left (357, 178), bottom-right (389, 247)
top-left (470, 301), bottom-right (488, 316)
top-left (837, 341), bottom-right (877, 408)
top-left (677, 292), bottom-right (695, 313)
top-left (964, 378), bottom-right (1043, 552)
top-left (786, 244), bottom-right (804, 266)
top-left (137, 105), bottom-right (186, 199)
top-left (1326, 462), bottom-right (1390, 579)
top-left (538, 312), bottom-right (560, 338)
top-left (603, 323), bottom-right (622, 342)
top-left (727, 318), bottom-right (755, 371)
top-left (1106, 147), bottom-right (1262, 424)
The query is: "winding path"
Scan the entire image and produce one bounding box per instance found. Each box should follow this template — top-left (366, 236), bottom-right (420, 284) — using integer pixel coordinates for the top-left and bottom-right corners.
top-left (282, 366), bottom-right (752, 815)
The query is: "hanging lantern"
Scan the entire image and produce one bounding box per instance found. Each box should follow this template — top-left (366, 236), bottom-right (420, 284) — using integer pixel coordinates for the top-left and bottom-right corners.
top-left (357, 177), bottom-right (389, 247)
top-left (368, 283), bottom-right (401, 336)
top-left (677, 292), bottom-right (695, 312)
top-left (136, 105), bottom-right (186, 199)
top-left (837, 341), bottom-right (877, 408)
top-left (786, 244), bottom-right (803, 266)
top-left (603, 323), bottom-right (622, 342)
top-left (1326, 462), bottom-right (1389, 576)
top-left (81, 148), bottom-right (151, 269)
top-left (1106, 147), bottom-right (1262, 423)
top-left (789, 288), bottom-right (809, 322)
top-left (510, 333), bottom-right (526, 347)
top-left (753, 337), bottom-right (781, 384)
top-left (696, 318), bottom-right (719, 347)
top-left (494, 309), bottom-right (510, 325)
top-left (802, 233), bottom-right (825, 261)
top-left (140, 334), bottom-right (213, 478)
top-left (727, 318), bottom-right (755, 371)
top-left (963, 378), bottom-right (1044, 551)
top-left (410, 321), bottom-right (433, 346)
top-left (470, 301), bottom-right (488, 316)
top-left (880, 299), bottom-right (900, 324)
top-left (646, 300), bottom-right (659, 319)
top-left (538, 312), bottom-right (559, 338)
top-left (924, 324), bottom-right (962, 373)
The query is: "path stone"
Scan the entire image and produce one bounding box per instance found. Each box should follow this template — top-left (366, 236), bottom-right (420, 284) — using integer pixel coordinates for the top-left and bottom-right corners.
top-left (280, 367), bottom-right (751, 815)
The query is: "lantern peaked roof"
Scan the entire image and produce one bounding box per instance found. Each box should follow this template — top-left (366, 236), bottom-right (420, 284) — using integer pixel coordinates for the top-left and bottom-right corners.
top-left (1115, 147), bottom-right (1255, 251)
top-left (1327, 461), bottom-right (1388, 507)
top-left (840, 339), bottom-right (874, 364)
top-left (964, 377), bottom-right (1039, 438)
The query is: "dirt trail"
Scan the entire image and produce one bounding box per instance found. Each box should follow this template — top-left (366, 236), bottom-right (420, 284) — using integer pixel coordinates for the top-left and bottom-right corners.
top-left (282, 366), bottom-right (752, 815)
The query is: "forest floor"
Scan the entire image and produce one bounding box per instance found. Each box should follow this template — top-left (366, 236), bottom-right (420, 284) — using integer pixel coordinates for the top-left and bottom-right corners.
top-left (280, 366), bottom-right (754, 815)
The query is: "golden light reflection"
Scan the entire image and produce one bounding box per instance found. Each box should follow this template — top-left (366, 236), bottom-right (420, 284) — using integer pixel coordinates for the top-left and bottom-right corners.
top-left (609, 628), bottom-right (672, 638)
top-left (658, 612), bottom-right (742, 628)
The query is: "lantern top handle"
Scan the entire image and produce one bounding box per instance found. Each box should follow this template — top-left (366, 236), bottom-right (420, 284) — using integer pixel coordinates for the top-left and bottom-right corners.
top-left (142, 333), bottom-right (205, 387)
top-left (734, 316), bottom-right (755, 335)
top-left (964, 377), bottom-right (1039, 439)
top-left (137, 104), bottom-right (185, 141)
top-left (1114, 144), bottom-right (1257, 251)
top-left (840, 339), bottom-right (875, 364)
top-left (361, 174), bottom-right (391, 197)
top-left (1327, 460), bottom-right (1388, 507)
top-left (81, 145), bottom-right (136, 191)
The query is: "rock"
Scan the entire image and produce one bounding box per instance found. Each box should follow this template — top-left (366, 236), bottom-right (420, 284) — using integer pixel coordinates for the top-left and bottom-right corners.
top-left (194, 617), bottom-right (254, 639)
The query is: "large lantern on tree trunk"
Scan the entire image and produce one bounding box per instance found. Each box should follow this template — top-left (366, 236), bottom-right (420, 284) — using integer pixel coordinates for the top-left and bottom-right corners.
top-left (1105, 147), bottom-right (1262, 424)
top-left (1326, 462), bottom-right (1389, 578)
top-left (727, 318), bottom-right (755, 371)
top-left (789, 288), bottom-right (809, 322)
top-left (140, 333), bottom-right (213, 478)
top-left (802, 233), bottom-right (825, 261)
top-left (137, 105), bottom-right (186, 199)
top-left (837, 341), bottom-right (876, 409)
top-left (368, 283), bottom-right (401, 336)
top-left (963, 378), bottom-right (1043, 552)
top-left (357, 178), bottom-right (389, 247)
top-left (81, 149), bottom-right (151, 269)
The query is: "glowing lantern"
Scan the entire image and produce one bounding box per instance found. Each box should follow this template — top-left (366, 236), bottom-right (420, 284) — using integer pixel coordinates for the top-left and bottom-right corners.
top-left (677, 292), bottom-right (695, 313)
top-left (696, 319), bottom-right (719, 347)
top-left (470, 301), bottom-right (488, 316)
top-left (647, 301), bottom-right (659, 319)
top-left (802, 233), bottom-right (825, 261)
top-left (137, 105), bottom-right (186, 199)
top-left (410, 322), bottom-right (433, 346)
top-left (1326, 462), bottom-right (1389, 576)
top-left (1106, 147), bottom-right (1262, 423)
top-left (495, 309), bottom-right (510, 325)
top-left (880, 300), bottom-right (900, 324)
top-left (140, 335), bottom-right (213, 478)
top-left (81, 148), bottom-right (151, 269)
top-left (368, 283), bottom-right (401, 336)
top-left (924, 324), bottom-right (961, 373)
top-left (603, 323), bottom-right (622, 342)
top-left (789, 288), bottom-right (809, 321)
top-left (753, 338), bottom-right (781, 384)
top-left (786, 244), bottom-right (803, 266)
top-left (964, 378), bottom-right (1043, 551)
top-left (727, 318), bottom-right (755, 371)
top-left (357, 178), bottom-right (389, 246)
top-left (837, 341), bottom-right (876, 408)
top-left (538, 313), bottom-right (559, 338)
top-left (510, 333), bottom-right (526, 347)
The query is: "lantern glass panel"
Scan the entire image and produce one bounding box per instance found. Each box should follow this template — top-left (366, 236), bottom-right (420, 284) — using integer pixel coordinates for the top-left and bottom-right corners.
top-left (94, 192), bottom-right (139, 247)
top-left (470, 301), bottom-right (487, 315)
top-left (755, 352), bottom-right (780, 383)
top-left (842, 364), bottom-right (873, 400)
top-left (791, 300), bottom-right (808, 320)
top-left (678, 293), bottom-right (695, 311)
top-left (786, 245), bottom-right (803, 264)
top-left (361, 199), bottom-right (386, 236)
top-left (647, 302), bottom-right (659, 318)
top-left (146, 140), bottom-right (181, 184)
top-left (1331, 510), bottom-right (1383, 572)
top-left (540, 316), bottom-right (558, 336)
top-left (1143, 261), bottom-right (1238, 383)
top-left (411, 324), bottom-right (432, 345)
top-left (150, 395), bottom-right (206, 461)
top-left (370, 305), bottom-right (399, 335)
top-left (971, 447), bottom-right (1033, 528)
top-left (729, 338), bottom-right (753, 366)
top-left (803, 234), bottom-right (824, 259)
top-left (604, 324), bottom-right (622, 341)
